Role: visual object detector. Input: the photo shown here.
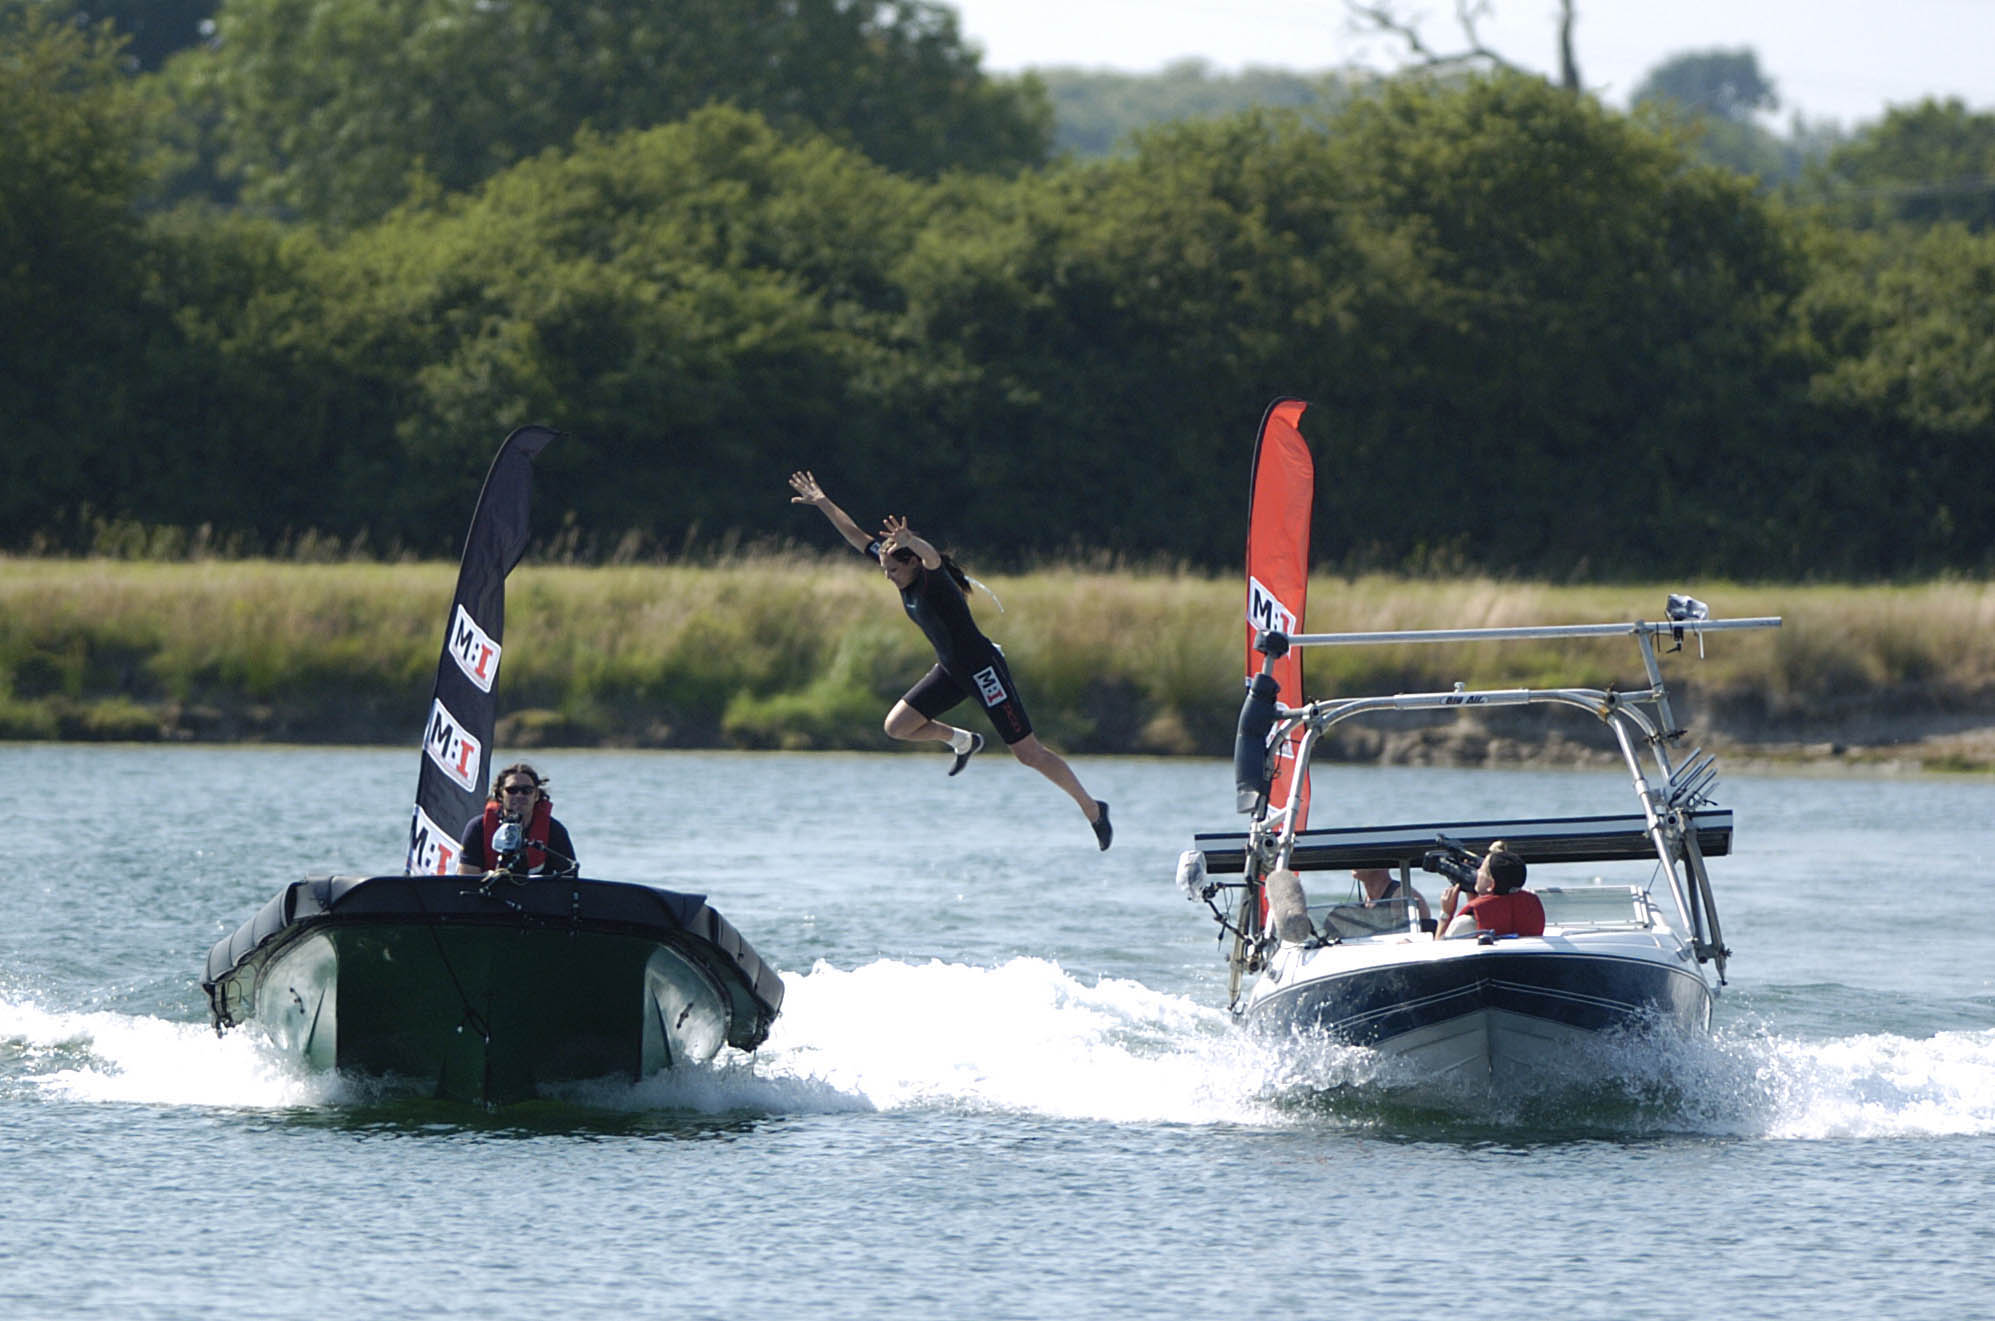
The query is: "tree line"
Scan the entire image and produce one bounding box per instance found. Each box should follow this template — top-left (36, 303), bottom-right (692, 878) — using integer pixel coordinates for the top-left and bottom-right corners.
top-left (7, 0), bottom-right (1995, 578)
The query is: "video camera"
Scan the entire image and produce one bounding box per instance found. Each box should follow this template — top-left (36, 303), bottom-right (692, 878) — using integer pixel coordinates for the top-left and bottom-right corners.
top-left (491, 814), bottom-right (525, 857)
top-left (1419, 840), bottom-right (1482, 890)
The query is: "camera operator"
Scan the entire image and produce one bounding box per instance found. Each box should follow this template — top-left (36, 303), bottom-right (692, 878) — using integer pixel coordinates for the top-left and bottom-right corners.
top-left (1431, 841), bottom-right (1544, 939)
top-left (456, 762), bottom-right (579, 879)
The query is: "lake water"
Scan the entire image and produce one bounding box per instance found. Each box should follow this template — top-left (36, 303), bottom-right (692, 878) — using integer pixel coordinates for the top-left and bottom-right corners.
top-left (4, 743), bottom-right (1993, 1319)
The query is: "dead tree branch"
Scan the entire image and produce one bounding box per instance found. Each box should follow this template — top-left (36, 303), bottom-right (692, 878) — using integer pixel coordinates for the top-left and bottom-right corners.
top-left (1346, 1), bottom-right (1582, 91)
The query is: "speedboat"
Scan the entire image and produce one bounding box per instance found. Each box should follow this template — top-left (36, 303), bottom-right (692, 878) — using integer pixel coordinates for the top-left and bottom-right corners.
top-left (203, 871), bottom-right (784, 1104)
top-left (1182, 396), bottom-right (1775, 1084)
top-left (1178, 605), bottom-right (1778, 1085)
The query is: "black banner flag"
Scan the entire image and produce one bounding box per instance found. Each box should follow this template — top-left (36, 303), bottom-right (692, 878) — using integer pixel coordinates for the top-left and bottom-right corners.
top-left (404, 426), bottom-right (557, 874)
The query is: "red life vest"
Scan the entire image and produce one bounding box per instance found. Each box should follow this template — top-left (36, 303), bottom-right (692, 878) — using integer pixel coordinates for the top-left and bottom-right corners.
top-left (1464, 890), bottom-right (1546, 937)
top-left (482, 797), bottom-right (552, 871)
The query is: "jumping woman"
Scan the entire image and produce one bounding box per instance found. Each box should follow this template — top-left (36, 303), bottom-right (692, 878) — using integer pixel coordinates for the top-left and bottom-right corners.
top-left (788, 470), bottom-right (1111, 850)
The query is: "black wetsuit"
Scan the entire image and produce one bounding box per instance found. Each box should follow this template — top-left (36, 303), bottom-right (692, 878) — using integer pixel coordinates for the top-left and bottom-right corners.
top-left (869, 540), bottom-right (1032, 744)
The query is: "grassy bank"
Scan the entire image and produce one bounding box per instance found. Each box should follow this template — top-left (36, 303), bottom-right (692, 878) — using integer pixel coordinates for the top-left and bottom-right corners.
top-left (5, 556), bottom-right (1994, 767)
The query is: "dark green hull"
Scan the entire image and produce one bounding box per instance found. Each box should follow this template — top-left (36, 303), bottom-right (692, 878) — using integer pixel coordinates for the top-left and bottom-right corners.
top-left (205, 874), bottom-right (784, 1105)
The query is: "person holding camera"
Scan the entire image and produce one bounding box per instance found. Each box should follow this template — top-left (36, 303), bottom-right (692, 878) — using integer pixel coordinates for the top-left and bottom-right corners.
top-left (456, 762), bottom-right (579, 878)
top-left (788, 470), bottom-right (1111, 850)
top-left (1430, 841), bottom-right (1544, 939)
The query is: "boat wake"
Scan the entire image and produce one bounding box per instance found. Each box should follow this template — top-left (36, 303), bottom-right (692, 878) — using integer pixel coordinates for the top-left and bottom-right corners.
top-left (7, 966), bottom-right (1994, 1139)
top-left (724, 956), bottom-right (1272, 1124)
top-left (0, 994), bottom-right (346, 1109)
top-left (1257, 1015), bottom-right (1995, 1139)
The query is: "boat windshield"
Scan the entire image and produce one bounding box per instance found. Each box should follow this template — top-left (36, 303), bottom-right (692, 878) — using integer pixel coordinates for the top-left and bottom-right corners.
top-left (1313, 897), bottom-right (1416, 940)
top-left (1303, 883), bottom-right (1658, 939)
top-left (1534, 884), bottom-right (1654, 929)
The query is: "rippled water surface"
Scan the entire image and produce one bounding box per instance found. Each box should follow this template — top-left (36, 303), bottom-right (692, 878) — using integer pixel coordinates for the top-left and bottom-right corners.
top-left (4, 744), bottom-right (1992, 1319)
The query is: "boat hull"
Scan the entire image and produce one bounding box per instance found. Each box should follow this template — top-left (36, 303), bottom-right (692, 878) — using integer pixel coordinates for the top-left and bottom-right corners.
top-left (204, 874), bottom-right (784, 1104)
top-left (1243, 937), bottom-right (1712, 1084)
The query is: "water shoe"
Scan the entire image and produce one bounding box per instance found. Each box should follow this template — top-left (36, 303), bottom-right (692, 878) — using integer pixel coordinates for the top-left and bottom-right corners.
top-left (948, 732), bottom-right (984, 777)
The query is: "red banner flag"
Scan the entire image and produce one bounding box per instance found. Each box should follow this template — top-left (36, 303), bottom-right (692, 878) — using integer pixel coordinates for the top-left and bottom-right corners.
top-left (1244, 397), bottom-right (1313, 830)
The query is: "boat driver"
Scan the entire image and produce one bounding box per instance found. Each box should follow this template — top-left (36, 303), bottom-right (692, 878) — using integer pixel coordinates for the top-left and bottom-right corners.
top-left (1354, 867), bottom-right (1435, 930)
top-left (456, 761), bottom-right (580, 878)
top-left (1434, 842), bottom-right (1545, 939)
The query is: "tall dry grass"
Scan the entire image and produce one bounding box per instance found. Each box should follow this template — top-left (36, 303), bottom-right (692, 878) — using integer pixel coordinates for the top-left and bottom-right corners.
top-left (3, 555), bottom-right (1992, 749)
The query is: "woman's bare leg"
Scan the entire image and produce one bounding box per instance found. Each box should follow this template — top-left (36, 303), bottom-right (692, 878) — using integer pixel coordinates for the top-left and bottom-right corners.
top-left (884, 700), bottom-right (968, 746)
top-left (1005, 734), bottom-right (1101, 822)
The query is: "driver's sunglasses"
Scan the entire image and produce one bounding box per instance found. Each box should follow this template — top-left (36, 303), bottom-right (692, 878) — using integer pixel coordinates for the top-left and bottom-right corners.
top-left (501, 784), bottom-right (537, 796)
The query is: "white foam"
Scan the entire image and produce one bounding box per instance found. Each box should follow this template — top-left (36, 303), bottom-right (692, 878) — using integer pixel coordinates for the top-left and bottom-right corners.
top-left (10, 971), bottom-right (1994, 1136)
top-left (736, 962), bottom-right (1995, 1135)
top-left (1751, 1027), bottom-right (1995, 1139)
top-left (726, 956), bottom-right (1297, 1124)
top-left (2, 994), bottom-right (341, 1109)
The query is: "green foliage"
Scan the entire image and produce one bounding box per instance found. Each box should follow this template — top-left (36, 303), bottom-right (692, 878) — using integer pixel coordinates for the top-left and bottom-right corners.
top-left (0, 698), bottom-right (61, 740)
top-left (1631, 49), bottom-right (1778, 124)
top-left (1799, 225), bottom-right (1995, 434)
top-left (1269, 75), bottom-right (1811, 575)
top-left (1623, 47), bottom-right (1848, 187)
top-left (9, 558), bottom-right (1995, 760)
top-left (855, 74), bottom-right (1835, 576)
top-left (1809, 98), bottom-right (1995, 231)
top-left (1632, 101), bottom-right (1842, 186)
top-left (10, 36), bottom-right (1995, 579)
top-left (57, 0), bottom-right (213, 72)
top-left (0, 3), bottom-right (163, 531)
top-left (201, 0), bottom-right (1051, 227)
top-left (885, 113), bottom-right (1328, 562)
top-left (133, 43), bottom-right (237, 209)
top-left (1037, 59), bottom-right (1355, 157)
top-left (1788, 223), bottom-right (1995, 572)
top-left (721, 625), bottom-right (913, 749)
top-left (65, 696), bottom-right (166, 740)
top-left (286, 108), bottom-right (931, 550)
top-left (0, 2), bottom-right (143, 287)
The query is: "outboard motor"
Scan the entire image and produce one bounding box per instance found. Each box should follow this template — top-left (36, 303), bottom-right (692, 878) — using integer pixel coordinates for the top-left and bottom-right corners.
top-left (1232, 630), bottom-right (1289, 814)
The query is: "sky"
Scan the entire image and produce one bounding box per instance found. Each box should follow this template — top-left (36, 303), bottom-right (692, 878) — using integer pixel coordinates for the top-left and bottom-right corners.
top-left (944, 0), bottom-right (1992, 128)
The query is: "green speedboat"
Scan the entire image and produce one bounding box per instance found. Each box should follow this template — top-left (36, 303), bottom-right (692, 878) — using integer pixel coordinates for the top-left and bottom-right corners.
top-left (203, 872), bottom-right (785, 1105)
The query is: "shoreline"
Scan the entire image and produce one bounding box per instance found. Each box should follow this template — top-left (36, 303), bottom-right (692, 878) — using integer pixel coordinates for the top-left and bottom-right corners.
top-left (8, 560), bottom-right (1995, 774)
top-left (13, 698), bottom-right (1994, 776)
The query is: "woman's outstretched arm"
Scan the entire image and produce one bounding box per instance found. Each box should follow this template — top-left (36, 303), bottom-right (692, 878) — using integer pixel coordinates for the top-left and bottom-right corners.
top-left (877, 514), bottom-right (942, 570)
top-left (788, 470), bottom-right (872, 552)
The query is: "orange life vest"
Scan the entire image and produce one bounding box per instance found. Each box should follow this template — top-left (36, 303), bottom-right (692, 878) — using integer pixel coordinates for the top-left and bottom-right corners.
top-left (481, 796), bottom-right (552, 871)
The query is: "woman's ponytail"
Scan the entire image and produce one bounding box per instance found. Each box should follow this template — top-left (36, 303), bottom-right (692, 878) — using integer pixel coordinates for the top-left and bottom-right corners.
top-left (942, 553), bottom-right (1004, 614)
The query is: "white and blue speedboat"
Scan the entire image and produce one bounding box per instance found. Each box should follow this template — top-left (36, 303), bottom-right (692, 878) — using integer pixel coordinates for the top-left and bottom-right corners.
top-left (1179, 602), bottom-right (1779, 1084)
